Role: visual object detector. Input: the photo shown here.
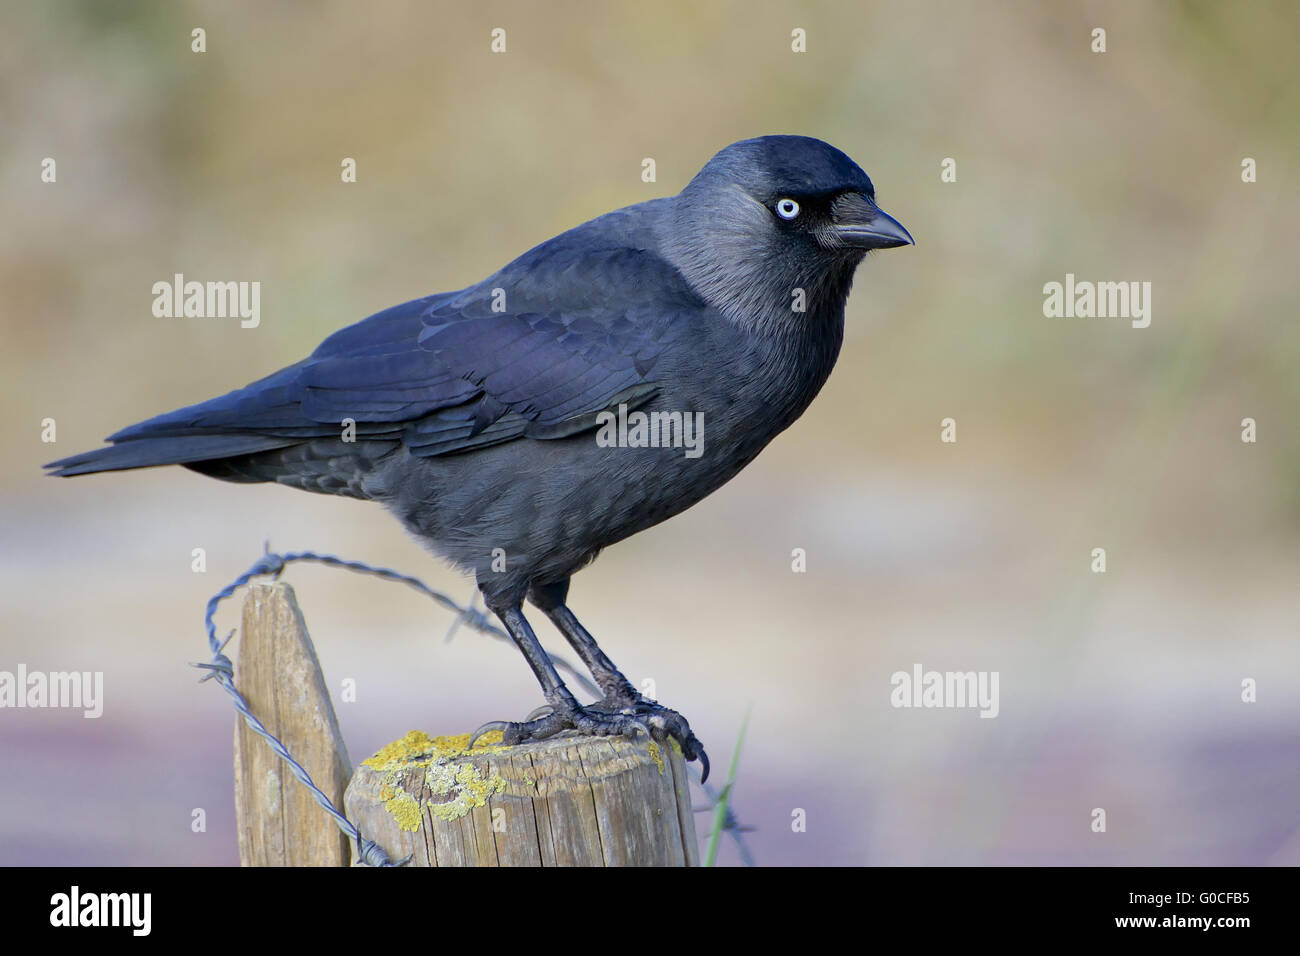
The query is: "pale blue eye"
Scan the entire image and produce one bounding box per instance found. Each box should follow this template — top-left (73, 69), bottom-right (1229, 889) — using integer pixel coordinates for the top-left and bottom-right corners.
top-left (776, 198), bottom-right (800, 220)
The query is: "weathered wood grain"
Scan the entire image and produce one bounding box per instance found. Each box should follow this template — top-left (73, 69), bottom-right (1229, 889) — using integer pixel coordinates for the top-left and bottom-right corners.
top-left (233, 582), bottom-right (352, 866)
top-left (345, 730), bottom-right (699, 866)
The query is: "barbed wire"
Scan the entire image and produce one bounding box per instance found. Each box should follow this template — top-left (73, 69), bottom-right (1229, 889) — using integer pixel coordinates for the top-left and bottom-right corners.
top-left (197, 546), bottom-right (756, 866)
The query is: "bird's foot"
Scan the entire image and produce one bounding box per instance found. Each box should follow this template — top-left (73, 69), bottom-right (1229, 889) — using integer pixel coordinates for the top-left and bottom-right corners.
top-left (591, 691), bottom-right (709, 781)
top-left (471, 696), bottom-right (710, 782)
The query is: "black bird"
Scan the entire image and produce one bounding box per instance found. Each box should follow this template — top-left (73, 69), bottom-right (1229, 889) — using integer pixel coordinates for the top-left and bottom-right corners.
top-left (46, 135), bottom-right (913, 780)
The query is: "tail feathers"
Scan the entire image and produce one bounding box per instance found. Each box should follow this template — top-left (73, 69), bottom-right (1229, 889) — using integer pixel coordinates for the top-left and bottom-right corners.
top-left (44, 433), bottom-right (299, 477)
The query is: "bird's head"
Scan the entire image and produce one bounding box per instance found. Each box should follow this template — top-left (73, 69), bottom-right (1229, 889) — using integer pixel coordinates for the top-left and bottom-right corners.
top-left (661, 135), bottom-right (912, 330)
top-left (687, 135), bottom-right (914, 254)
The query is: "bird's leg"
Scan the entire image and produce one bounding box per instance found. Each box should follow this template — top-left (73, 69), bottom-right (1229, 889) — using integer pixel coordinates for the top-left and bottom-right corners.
top-left (538, 606), bottom-right (637, 703)
top-left (470, 603), bottom-right (659, 755)
top-left (527, 580), bottom-right (709, 781)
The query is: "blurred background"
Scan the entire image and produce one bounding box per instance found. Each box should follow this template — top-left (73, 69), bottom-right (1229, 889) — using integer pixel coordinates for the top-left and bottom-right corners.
top-left (2, 0), bottom-right (1297, 866)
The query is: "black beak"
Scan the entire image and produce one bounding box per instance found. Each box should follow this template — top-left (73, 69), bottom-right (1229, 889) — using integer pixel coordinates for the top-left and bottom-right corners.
top-left (827, 192), bottom-right (914, 250)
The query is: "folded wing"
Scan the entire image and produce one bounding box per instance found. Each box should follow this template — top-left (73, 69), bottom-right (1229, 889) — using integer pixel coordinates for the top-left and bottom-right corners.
top-left (45, 236), bottom-right (704, 476)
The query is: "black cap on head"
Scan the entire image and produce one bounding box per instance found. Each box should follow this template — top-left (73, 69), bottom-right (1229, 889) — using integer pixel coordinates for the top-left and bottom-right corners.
top-left (690, 135), bottom-right (875, 202)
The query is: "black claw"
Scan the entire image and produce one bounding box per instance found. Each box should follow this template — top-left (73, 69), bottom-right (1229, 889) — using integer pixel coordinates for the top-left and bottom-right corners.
top-left (468, 720), bottom-right (512, 749)
top-left (474, 696), bottom-right (708, 779)
top-left (599, 695), bottom-right (708, 780)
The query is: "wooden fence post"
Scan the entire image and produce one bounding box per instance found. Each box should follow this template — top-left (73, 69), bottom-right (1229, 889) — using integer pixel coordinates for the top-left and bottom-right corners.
top-left (230, 580), bottom-right (699, 866)
top-left (233, 581), bottom-right (352, 866)
top-left (345, 730), bottom-right (699, 866)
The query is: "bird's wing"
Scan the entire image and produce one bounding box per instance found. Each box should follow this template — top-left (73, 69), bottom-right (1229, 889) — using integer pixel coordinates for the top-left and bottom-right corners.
top-left (80, 238), bottom-right (704, 465)
top-left (301, 242), bottom-right (701, 457)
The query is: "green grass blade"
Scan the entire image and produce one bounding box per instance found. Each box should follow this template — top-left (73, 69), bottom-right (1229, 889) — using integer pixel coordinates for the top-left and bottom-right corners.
top-left (703, 708), bottom-right (750, 867)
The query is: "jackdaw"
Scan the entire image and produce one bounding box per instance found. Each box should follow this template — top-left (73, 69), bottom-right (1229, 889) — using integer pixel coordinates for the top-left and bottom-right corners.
top-left (46, 135), bottom-right (913, 780)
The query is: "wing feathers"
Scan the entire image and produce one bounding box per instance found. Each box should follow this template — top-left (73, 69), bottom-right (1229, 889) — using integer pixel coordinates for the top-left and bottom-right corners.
top-left (49, 225), bottom-right (709, 474)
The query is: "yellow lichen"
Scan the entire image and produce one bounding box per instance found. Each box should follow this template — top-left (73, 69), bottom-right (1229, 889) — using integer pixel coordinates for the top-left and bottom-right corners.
top-left (362, 729), bottom-right (439, 769)
top-left (384, 790), bottom-right (424, 832)
top-left (363, 729), bottom-right (510, 828)
top-left (363, 729), bottom-right (507, 770)
top-left (647, 740), bottom-right (665, 775)
top-left (426, 759), bottom-right (508, 821)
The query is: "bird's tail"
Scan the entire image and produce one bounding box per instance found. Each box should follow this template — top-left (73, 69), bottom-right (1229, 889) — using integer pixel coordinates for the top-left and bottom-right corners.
top-left (44, 359), bottom-right (318, 478)
top-left (44, 432), bottom-right (300, 477)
